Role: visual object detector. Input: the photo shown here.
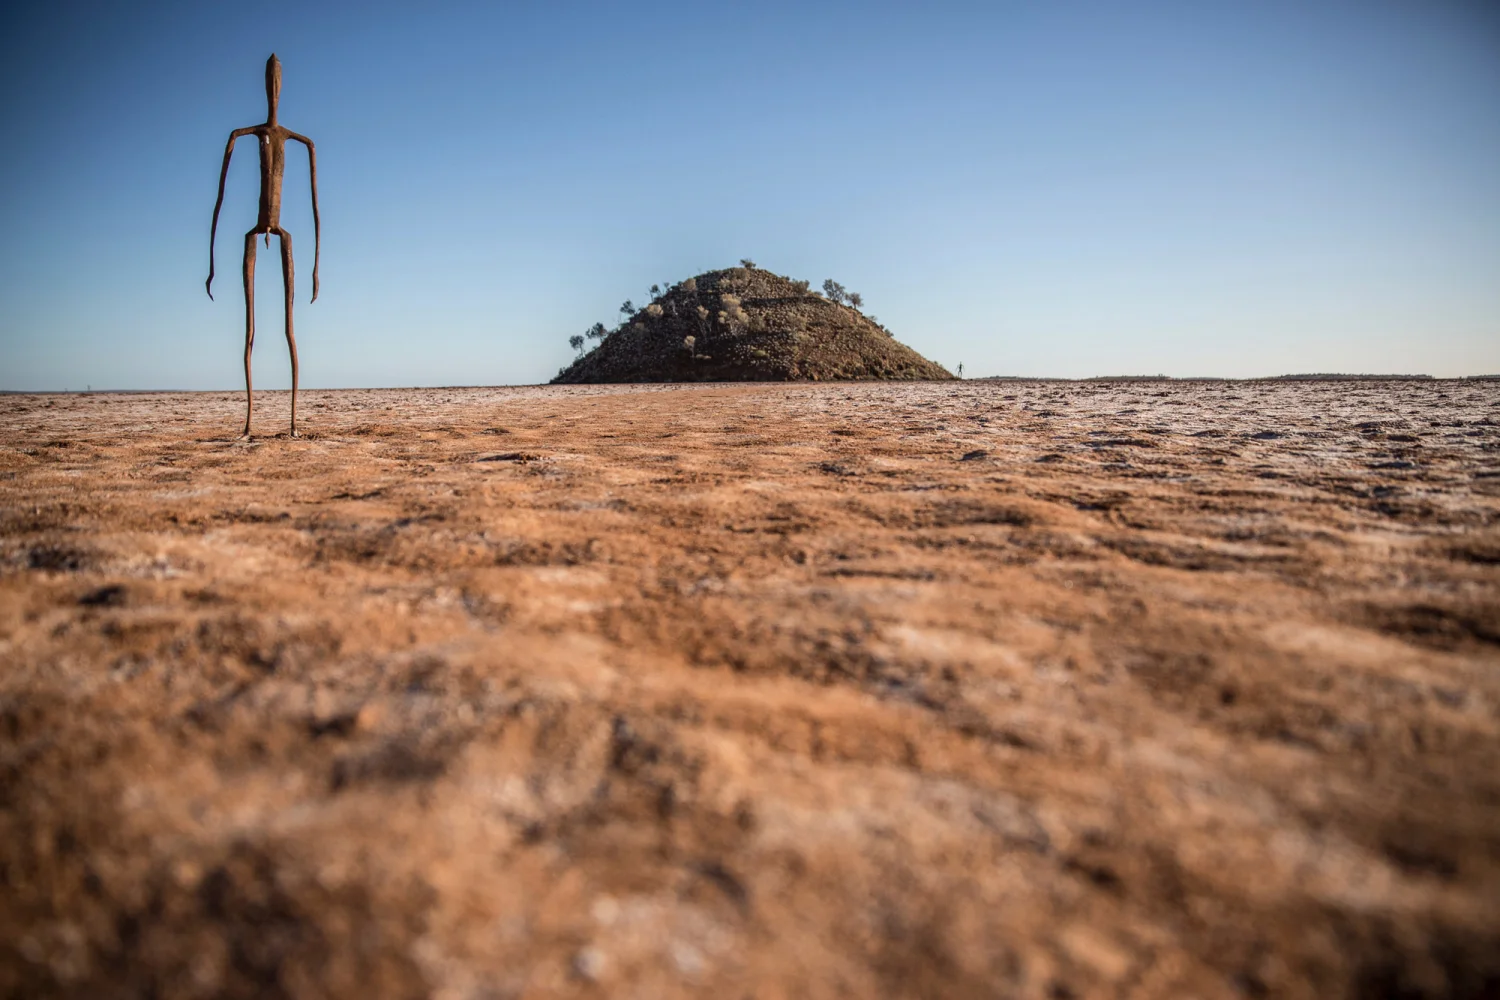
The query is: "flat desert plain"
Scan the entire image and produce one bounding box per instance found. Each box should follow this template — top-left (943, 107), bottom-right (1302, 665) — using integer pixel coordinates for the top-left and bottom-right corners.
top-left (2, 379), bottom-right (1498, 999)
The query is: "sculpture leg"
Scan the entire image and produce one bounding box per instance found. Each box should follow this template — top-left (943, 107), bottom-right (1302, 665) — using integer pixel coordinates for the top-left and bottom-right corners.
top-left (278, 228), bottom-right (299, 437)
top-left (241, 230), bottom-right (259, 438)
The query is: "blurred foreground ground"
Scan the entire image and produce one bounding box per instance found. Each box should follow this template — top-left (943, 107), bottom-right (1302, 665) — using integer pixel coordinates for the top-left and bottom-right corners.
top-left (2, 380), bottom-right (1498, 999)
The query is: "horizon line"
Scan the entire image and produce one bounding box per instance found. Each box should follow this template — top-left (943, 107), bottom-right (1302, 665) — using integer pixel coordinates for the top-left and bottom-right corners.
top-left (5, 374), bottom-right (1500, 395)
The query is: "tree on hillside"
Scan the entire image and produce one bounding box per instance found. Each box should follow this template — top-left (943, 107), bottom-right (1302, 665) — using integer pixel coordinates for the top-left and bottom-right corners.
top-left (718, 294), bottom-right (749, 335)
top-left (822, 279), bottom-right (847, 304)
top-left (586, 322), bottom-right (608, 341)
top-left (619, 300), bottom-right (635, 318)
top-left (569, 334), bottom-right (585, 355)
top-left (847, 292), bottom-right (863, 309)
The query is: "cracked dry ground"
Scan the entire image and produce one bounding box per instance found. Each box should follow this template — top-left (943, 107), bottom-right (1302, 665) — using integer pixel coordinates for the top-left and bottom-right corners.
top-left (2, 380), bottom-right (1498, 999)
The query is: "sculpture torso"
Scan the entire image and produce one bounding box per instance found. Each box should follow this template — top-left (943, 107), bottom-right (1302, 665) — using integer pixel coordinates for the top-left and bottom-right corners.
top-left (254, 125), bottom-right (290, 231)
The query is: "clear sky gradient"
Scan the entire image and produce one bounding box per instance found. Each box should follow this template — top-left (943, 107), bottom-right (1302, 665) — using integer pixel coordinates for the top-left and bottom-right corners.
top-left (2, 0), bottom-right (1497, 389)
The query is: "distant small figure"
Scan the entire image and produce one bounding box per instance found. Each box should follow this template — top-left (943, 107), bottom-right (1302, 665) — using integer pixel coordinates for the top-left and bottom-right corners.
top-left (206, 54), bottom-right (321, 439)
top-left (957, 363), bottom-right (964, 379)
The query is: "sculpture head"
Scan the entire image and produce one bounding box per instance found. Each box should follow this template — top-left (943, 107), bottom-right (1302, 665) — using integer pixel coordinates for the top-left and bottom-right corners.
top-left (265, 54), bottom-right (282, 122)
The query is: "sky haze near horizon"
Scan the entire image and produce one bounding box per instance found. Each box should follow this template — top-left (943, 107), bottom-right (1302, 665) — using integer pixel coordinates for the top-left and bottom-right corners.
top-left (2, 0), bottom-right (1498, 389)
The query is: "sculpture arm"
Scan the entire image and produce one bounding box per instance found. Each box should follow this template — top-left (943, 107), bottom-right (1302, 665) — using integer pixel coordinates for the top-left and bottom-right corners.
top-left (288, 131), bottom-right (320, 302)
top-left (206, 127), bottom-right (255, 299)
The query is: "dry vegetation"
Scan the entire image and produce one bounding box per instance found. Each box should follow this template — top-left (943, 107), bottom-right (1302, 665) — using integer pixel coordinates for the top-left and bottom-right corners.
top-left (2, 379), bottom-right (1498, 999)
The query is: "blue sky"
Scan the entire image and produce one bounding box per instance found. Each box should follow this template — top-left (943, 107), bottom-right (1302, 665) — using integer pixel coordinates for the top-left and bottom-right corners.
top-left (2, 0), bottom-right (1497, 388)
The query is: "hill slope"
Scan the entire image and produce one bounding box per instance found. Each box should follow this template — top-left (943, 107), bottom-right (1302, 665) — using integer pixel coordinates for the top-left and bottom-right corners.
top-left (552, 267), bottom-right (953, 383)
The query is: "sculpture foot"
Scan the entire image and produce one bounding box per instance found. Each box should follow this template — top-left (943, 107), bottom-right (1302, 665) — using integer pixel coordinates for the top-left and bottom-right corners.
top-left (289, 429), bottom-right (300, 439)
top-left (239, 429), bottom-right (252, 441)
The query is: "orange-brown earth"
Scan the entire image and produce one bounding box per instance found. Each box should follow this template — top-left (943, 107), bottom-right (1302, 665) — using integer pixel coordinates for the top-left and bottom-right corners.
top-left (2, 380), bottom-right (1498, 999)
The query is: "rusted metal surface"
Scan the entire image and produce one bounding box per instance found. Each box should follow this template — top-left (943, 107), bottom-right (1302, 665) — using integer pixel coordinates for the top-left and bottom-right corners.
top-left (207, 54), bottom-right (320, 438)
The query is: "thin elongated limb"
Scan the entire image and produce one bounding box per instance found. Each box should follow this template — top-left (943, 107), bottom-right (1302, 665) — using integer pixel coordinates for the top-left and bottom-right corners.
top-left (207, 127), bottom-right (254, 299)
top-left (278, 228), bottom-right (300, 437)
top-left (242, 230), bottom-right (258, 438)
top-left (287, 132), bottom-right (320, 301)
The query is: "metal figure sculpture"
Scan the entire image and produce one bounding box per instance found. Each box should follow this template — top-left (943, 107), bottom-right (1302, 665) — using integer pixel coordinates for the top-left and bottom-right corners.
top-left (206, 54), bottom-right (320, 438)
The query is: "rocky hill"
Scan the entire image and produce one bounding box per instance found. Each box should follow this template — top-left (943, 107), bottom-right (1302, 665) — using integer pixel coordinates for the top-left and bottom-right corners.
top-left (552, 266), bottom-right (953, 383)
